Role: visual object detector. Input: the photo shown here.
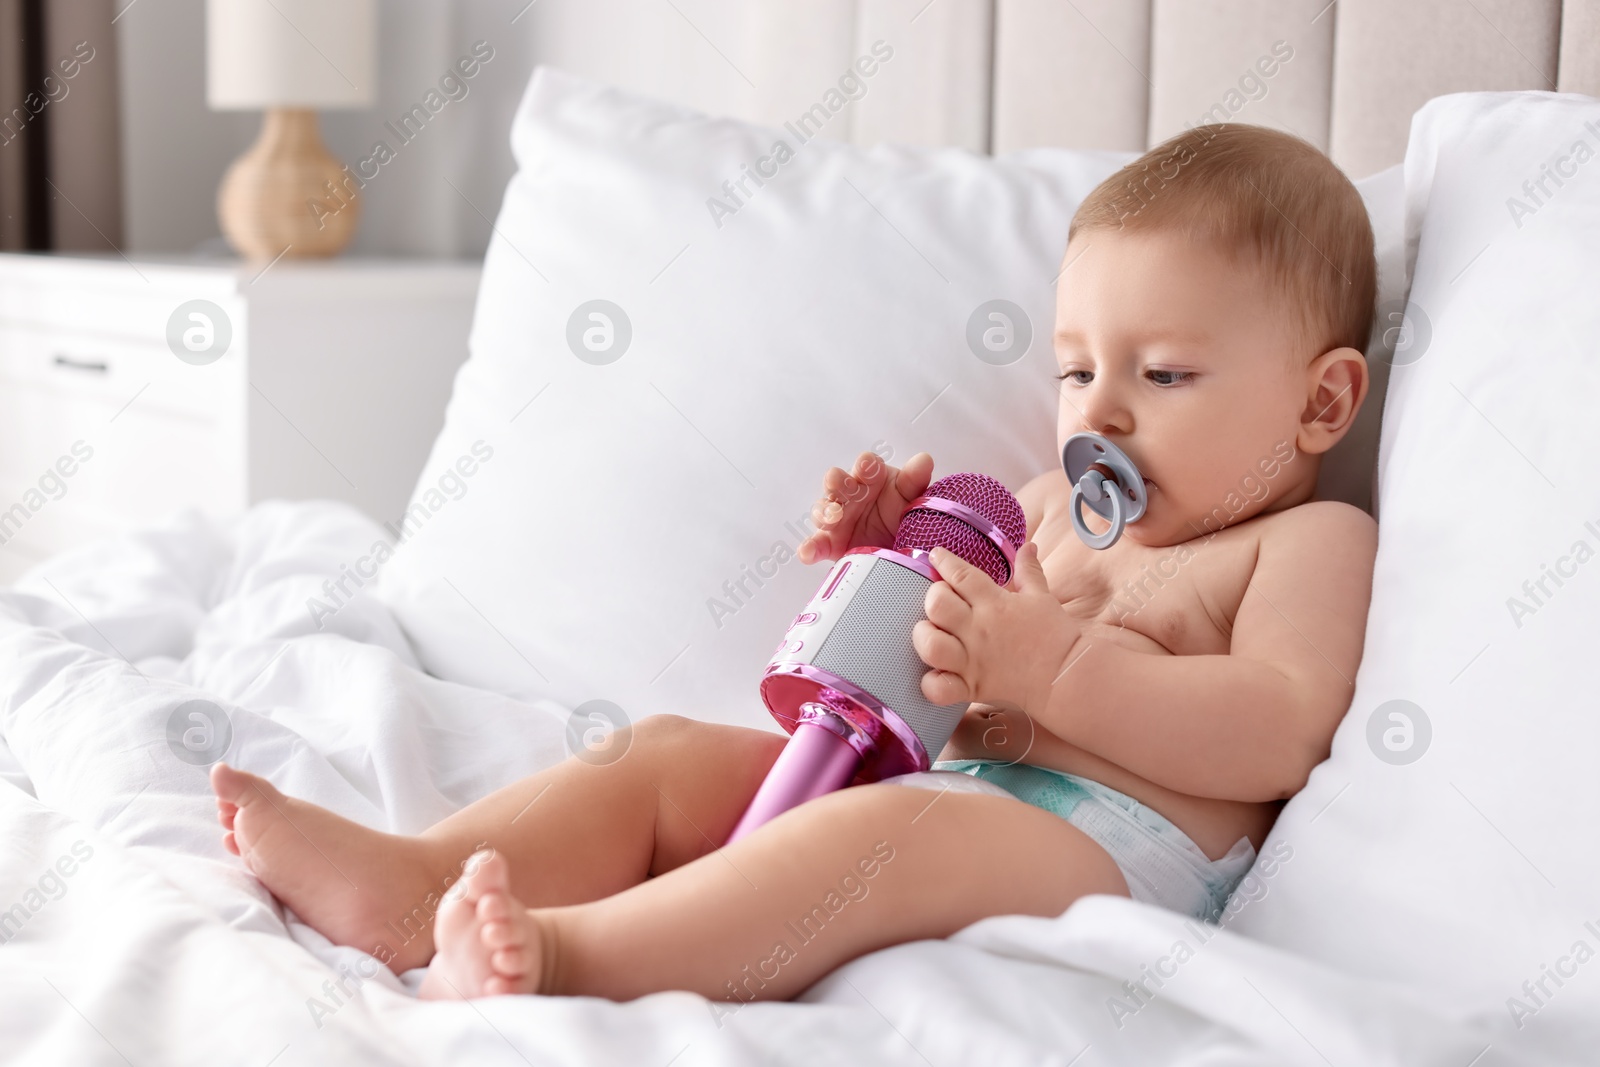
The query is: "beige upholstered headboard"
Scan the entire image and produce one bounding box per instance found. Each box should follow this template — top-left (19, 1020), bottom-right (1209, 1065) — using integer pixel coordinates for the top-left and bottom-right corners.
top-left (993, 0), bottom-right (1594, 176)
top-left (528, 0), bottom-right (1597, 177)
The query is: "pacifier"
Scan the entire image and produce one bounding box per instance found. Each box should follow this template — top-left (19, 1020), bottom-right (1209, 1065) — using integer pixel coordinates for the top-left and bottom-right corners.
top-left (1061, 432), bottom-right (1147, 550)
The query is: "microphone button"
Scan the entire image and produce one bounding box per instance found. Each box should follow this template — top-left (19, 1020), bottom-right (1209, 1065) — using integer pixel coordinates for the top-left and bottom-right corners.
top-left (783, 639), bottom-right (805, 653)
top-left (794, 612), bottom-right (819, 626)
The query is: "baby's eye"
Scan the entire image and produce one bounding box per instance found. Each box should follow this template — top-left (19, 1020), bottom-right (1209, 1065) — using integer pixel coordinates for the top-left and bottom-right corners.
top-left (1054, 370), bottom-right (1093, 385)
top-left (1146, 369), bottom-right (1195, 386)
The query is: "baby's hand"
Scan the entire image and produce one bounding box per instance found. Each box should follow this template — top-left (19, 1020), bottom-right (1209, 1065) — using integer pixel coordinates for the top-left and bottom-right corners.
top-left (913, 542), bottom-right (1081, 713)
top-left (796, 451), bottom-right (934, 565)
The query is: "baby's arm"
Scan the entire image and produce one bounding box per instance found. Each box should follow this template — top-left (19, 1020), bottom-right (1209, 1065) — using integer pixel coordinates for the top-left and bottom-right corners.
top-left (918, 499), bottom-right (1377, 802)
top-left (1033, 500), bottom-right (1377, 802)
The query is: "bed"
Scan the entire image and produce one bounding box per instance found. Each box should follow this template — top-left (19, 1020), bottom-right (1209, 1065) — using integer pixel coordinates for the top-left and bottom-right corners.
top-left (3, 3), bottom-right (1598, 1064)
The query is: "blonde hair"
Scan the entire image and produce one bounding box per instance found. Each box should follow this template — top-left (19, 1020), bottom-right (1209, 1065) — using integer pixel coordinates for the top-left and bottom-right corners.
top-left (1068, 123), bottom-right (1377, 359)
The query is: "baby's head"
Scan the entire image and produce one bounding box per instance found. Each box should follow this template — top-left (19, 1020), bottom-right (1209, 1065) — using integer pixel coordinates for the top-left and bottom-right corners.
top-left (1054, 123), bottom-right (1377, 547)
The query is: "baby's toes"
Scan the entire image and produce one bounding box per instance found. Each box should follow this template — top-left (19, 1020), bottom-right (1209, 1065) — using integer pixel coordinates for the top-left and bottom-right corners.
top-left (490, 944), bottom-right (530, 978)
top-left (418, 888), bottom-right (495, 1000)
top-left (484, 973), bottom-right (518, 996)
top-left (476, 888), bottom-right (511, 923)
top-left (424, 856), bottom-right (542, 1000)
top-left (478, 892), bottom-right (525, 950)
top-left (480, 915), bottom-right (521, 953)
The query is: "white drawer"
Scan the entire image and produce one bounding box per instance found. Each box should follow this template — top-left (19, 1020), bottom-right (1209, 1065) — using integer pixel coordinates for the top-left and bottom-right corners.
top-left (0, 323), bottom-right (245, 423)
top-left (0, 253), bottom-right (481, 581)
top-left (0, 264), bottom-right (242, 345)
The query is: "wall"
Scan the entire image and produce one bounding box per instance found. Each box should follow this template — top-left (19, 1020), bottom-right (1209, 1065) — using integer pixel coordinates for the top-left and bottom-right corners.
top-left (112, 0), bottom-right (987, 258)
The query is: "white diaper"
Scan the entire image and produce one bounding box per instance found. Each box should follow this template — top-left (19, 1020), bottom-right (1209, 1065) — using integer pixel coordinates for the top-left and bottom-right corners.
top-left (883, 761), bottom-right (1257, 923)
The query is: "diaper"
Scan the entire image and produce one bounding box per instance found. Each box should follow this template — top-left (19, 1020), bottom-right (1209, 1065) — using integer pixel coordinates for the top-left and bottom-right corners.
top-left (882, 760), bottom-right (1256, 924)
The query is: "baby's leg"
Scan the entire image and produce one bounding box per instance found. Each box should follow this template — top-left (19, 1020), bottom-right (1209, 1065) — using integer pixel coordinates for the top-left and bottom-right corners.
top-left (418, 714), bottom-right (788, 901)
top-left (421, 780), bottom-right (1130, 1002)
top-left (211, 714), bottom-right (785, 973)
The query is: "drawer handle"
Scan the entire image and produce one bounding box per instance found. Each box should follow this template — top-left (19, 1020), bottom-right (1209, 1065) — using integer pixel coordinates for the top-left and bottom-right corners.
top-left (52, 353), bottom-right (110, 374)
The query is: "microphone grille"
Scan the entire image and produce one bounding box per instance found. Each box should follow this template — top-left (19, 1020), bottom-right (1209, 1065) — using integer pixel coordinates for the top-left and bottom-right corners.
top-left (893, 472), bottom-right (1026, 585)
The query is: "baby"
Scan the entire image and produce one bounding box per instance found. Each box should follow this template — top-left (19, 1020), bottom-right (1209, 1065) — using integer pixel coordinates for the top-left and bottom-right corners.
top-left (210, 122), bottom-right (1379, 1004)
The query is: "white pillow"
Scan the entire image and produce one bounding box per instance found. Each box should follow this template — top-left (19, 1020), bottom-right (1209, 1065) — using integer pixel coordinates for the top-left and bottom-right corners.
top-left (375, 66), bottom-right (1134, 731)
top-left (1229, 89), bottom-right (1600, 1044)
top-left (376, 66), bottom-right (1404, 741)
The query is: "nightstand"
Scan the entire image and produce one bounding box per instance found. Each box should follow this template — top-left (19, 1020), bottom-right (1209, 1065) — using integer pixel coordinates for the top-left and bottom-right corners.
top-left (0, 254), bottom-right (481, 583)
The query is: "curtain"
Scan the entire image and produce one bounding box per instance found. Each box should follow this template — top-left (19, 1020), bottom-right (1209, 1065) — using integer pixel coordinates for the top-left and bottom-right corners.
top-left (0, 0), bottom-right (123, 253)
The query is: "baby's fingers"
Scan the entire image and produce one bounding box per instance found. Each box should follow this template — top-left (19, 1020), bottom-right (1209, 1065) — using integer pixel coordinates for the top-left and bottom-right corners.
top-left (802, 457), bottom-right (880, 559)
top-left (920, 668), bottom-right (970, 706)
top-left (827, 456), bottom-right (881, 509)
top-left (912, 618), bottom-right (966, 674)
top-left (797, 528), bottom-right (836, 564)
top-left (809, 496), bottom-right (844, 530)
top-left (825, 460), bottom-right (876, 524)
top-left (797, 498), bottom-right (846, 567)
top-left (892, 452), bottom-right (934, 506)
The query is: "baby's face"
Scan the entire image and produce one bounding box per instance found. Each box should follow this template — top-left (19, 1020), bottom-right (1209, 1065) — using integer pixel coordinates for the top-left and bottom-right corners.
top-left (1052, 228), bottom-right (1315, 547)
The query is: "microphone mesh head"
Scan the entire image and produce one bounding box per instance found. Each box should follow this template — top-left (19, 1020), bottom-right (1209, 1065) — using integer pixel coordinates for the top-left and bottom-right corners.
top-left (892, 472), bottom-right (1026, 585)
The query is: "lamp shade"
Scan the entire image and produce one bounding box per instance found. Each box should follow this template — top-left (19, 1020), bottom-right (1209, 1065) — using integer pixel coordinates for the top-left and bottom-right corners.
top-left (207, 0), bottom-right (375, 110)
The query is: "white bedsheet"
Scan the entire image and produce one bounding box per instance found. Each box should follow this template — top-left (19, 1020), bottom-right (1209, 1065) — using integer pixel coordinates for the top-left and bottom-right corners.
top-left (0, 501), bottom-right (1515, 1065)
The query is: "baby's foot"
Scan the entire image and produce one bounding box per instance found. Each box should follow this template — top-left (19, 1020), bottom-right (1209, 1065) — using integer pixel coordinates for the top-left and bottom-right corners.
top-left (419, 849), bottom-right (547, 1000)
top-left (211, 762), bottom-right (445, 973)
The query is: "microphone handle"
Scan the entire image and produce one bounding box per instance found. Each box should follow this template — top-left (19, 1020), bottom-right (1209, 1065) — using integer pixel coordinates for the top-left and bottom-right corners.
top-left (724, 713), bottom-right (862, 845)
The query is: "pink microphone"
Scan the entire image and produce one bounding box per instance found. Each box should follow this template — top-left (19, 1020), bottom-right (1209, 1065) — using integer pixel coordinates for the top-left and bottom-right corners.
top-left (724, 473), bottom-right (1027, 844)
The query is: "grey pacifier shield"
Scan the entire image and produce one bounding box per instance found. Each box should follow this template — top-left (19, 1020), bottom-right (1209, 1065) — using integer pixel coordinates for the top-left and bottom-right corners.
top-left (1061, 433), bottom-right (1147, 550)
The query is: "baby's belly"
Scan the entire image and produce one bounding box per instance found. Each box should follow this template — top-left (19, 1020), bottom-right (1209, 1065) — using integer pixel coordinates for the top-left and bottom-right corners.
top-left (938, 706), bottom-right (1282, 861)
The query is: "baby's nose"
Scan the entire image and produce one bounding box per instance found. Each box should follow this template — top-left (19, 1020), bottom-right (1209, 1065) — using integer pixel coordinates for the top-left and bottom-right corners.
top-left (1079, 413), bottom-right (1133, 437)
top-left (1072, 393), bottom-right (1132, 436)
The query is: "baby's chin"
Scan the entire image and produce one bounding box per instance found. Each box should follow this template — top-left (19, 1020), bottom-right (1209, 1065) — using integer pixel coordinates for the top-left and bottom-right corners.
top-left (1116, 524), bottom-right (1197, 549)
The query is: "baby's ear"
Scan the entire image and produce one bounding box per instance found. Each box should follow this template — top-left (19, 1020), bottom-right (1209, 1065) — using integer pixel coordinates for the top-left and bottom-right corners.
top-left (1298, 346), bottom-right (1369, 455)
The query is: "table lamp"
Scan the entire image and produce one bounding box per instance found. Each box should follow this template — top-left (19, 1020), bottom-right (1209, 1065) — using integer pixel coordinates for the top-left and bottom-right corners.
top-left (206, 0), bottom-right (375, 260)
